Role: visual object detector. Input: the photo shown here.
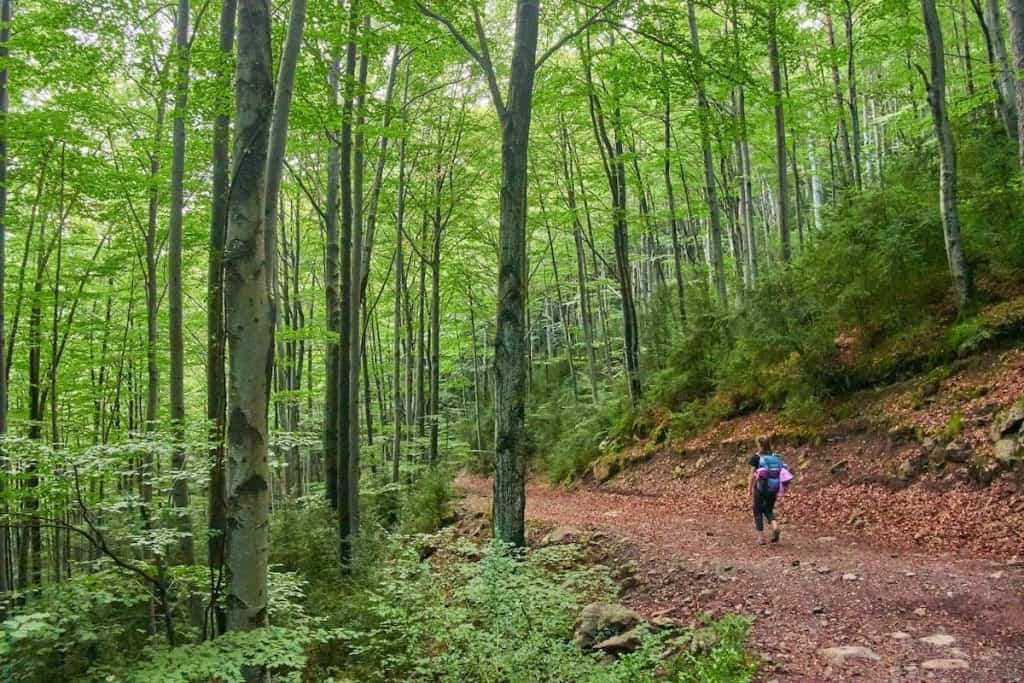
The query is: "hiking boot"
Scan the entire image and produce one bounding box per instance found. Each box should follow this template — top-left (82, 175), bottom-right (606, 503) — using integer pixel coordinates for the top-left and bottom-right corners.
top-left (771, 528), bottom-right (781, 543)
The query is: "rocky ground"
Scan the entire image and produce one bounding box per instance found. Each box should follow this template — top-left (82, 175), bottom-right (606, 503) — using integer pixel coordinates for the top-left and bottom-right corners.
top-left (458, 474), bottom-right (1024, 681)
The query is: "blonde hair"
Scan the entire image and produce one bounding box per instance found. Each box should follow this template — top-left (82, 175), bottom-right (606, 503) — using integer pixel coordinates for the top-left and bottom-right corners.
top-left (756, 436), bottom-right (772, 453)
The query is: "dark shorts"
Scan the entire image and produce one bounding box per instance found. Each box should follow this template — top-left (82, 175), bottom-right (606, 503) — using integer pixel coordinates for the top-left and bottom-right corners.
top-left (753, 490), bottom-right (778, 532)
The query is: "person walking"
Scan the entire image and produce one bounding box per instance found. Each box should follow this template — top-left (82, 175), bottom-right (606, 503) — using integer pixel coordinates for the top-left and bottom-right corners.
top-left (749, 436), bottom-right (789, 545)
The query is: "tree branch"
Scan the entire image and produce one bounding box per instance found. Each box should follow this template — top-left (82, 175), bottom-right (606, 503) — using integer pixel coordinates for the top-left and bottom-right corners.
top-left (536, 0), bottom-right (618, 71)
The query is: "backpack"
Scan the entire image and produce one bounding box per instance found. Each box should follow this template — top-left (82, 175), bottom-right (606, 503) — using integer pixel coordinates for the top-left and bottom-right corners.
top-left (756, 454), bottom-right (784, 493)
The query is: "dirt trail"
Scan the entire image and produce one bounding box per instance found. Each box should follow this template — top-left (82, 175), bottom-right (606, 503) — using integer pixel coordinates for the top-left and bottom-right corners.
top-left (457, 475), bottom-right (1024, 682)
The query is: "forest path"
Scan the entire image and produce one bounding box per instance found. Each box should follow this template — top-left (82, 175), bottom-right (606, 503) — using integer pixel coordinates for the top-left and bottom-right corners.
top-left (456, 474), bottom-right (1024, 682)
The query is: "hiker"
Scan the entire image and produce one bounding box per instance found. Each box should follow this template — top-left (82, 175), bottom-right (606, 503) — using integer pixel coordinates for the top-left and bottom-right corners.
top-left (749, 436), bottom-right (790, 545)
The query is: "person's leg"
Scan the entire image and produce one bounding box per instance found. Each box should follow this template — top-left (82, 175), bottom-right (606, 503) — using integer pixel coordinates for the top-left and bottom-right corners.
top-left (765, 493), bottom-right (780, 542)
top-left (753, 493), bottom-right (766, 543)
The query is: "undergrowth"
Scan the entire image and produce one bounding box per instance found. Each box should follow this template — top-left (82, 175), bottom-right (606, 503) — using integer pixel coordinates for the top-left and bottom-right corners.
top-left (523, 120), bottom-right (1024, 484)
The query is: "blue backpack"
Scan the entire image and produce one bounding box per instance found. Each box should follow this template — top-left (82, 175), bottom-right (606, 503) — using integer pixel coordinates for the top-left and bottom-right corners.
top-left (757, 454), bottom-right (784, 493)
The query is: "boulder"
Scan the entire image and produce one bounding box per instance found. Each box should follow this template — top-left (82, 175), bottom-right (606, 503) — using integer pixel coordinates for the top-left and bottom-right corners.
top-left (574, 603), bottom-right (642, 650)
top-left (541, 526), bottom-right (580, 546)
top-left (990, 403), bottom-right (1024, 442)
top-left (943, 442), bottom-right (969, 464)
top-left (819, 645), bottom-right (881, 666)
top-left (994, 438), bottom-right (1022, 467)
top-left (592, 459), bottom-right (619, 483)
top-left (898, 452), bottom-right (929, 480)
top-left (593, 627), bottom-right (645, 655)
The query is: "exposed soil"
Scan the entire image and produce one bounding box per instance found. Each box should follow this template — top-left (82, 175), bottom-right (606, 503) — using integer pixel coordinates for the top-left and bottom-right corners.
top-left (457, 474), bottom-right (1024, 682)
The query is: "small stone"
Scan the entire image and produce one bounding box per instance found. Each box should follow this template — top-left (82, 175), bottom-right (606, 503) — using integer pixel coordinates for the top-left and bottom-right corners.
top-left (812, 606), bottom-right (827, 615)
top-left (920, 658), bottom-right (970, 671)
top-left (791, 560), bottom-right (801, 567)
top-left (1008, 556), bottom-right (1023, 567)
top-left (842, 573), bottom-right (859, 581)
top-left (904, 571), bottom-right (917, 577)
top-left (816, 536), bottom-right (837, 543)
top-left (920, 633), bottom-right (957, 647)
top-left (913, 607), bottom-right (928, 617)
top-left (819, 645), bottom-right (881, 666)
top-left (817, 566), bottom-right (833, 575)
top-left (889, 631), bottom-right (912, 640)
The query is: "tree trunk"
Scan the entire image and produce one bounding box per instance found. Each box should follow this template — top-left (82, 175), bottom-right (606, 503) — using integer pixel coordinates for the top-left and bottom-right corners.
top-left (689, 1), bottom-right (728, 302)
top-left (662, 88), bottom-right (687, 318)
top-left (0, 0), bottom-right (10, 602)
top-left (392, 96), bottom-right (407, 484)
top-left (844, 1), bottom-right (864, 191)
top-left (224, 2), bottom-right (274, 674)
top-left (921, 0), bottom-right (974, 313)
top-left (492, 0), bottom-right (540, 547)
top-left (559, 123), bottom-right (600, 403)
top-left (769, 7), bottom-right (792, 262)
top-left (347, 18), bottom-right (369, 554)
top-left (168, 0), bottom-right (194, 566)
top-left (336, 2), bottom-right (357, 565)
top-left (979, 0), bottom-right (1019, 140)
top-left (324, 58), bottom-right (341, 510)
top-left (825, 13), bottom-right (854, 187)
top-left (206, 0), bottom-right (235, 635)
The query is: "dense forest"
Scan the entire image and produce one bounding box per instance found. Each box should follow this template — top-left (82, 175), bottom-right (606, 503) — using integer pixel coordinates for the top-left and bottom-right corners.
top-left (1, 0), bottom-right (1023, 680)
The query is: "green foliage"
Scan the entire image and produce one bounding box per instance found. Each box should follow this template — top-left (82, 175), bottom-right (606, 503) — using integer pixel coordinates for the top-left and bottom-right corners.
top-left (944, 411), bottom-right (964, 440)
top-left (671, 616), bottom-right (758, 683)
top-left (400, 467), bottom-right (458, 535)
top-left (308, 539), bottom-right (753, 682)
top-left (0, 570), bottom-right (155, 682)
top-left (534, 392), bottom-right (638, 484)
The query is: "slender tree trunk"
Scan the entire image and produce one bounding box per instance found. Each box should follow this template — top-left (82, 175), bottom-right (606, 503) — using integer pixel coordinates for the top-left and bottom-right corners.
top-left (415, 221), bottom-right (427, 441)
top-left (662, 89), bottom-right (687, 319)
top-left (825, 13), bottom-right (854, 186)
top-left (428, 204), bottom-right (441, 464)
top-left (962, 0), bottom-right (977, 95)
top-left (559, 124), bottom-right (599, 403)
top-left (0, 0), bottom-right (11, 603)
top-left (392, 102), bottom-right (407, 484)
top-left (206, 0), bottom-right (235, 636)
top-left (263, 0), bottom-right (307, 291)
top-left (586, 42), bottom-right (641, 406)
top-left (689, 1), bottom-right (728, 302)
top-left (347, 18), bottom-right (369, 552)
top-left (921, 0), bottom-right (974, 313)
top-left (224, 2), bottom-right (274, 674)
top-left (336, 2), bottom-right (357, 564)
top-left (844, 1), bottom-right (864, 191)
top-left (168, 0), bottom-right (194, 566)
top-left (324, 59), bottom-right (341, 510)
top-left (979, 0), bottom-right (1019, 140)
top-left (769, 7), bottom-right (792, 262)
